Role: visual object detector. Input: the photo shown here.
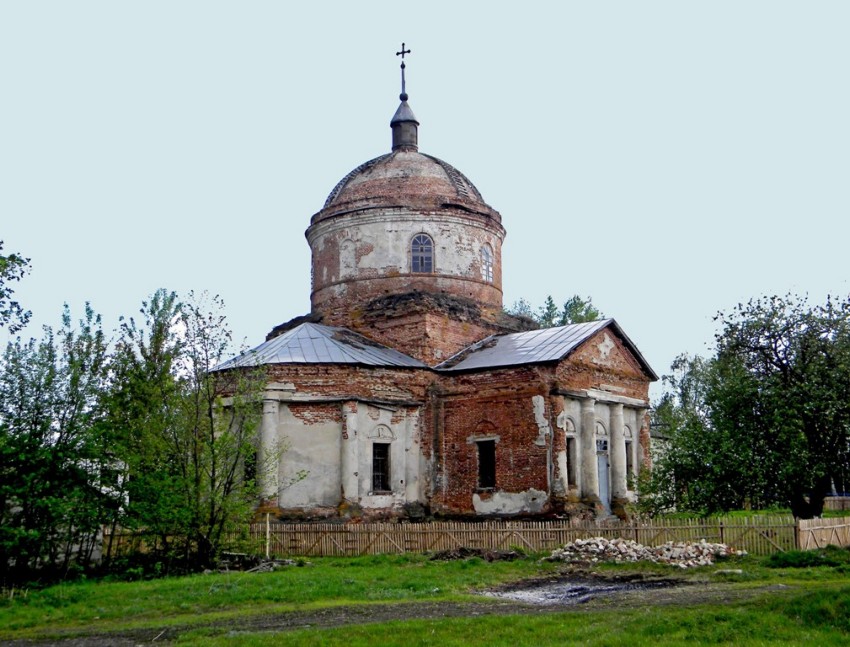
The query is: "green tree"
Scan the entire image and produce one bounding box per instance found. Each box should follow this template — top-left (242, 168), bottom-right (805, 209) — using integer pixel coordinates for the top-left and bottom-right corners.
top-left (505, 295), bottom-right (603, 328)
top-left (0, 241), bottom-right (31, 333)
top-left (537, 296), bottom-right (560, 328)
top-left (106, 290), bottom-right (264, 570)
top-left (558, 295), bottom-right (602, 325)
top-left (0, 305), bottom-right (112, 582)
top-left (506, 298), bottom-right (534, 319)
top-left (645, 295), bottom-right (850, 519)
top-left (642, 355), bottom-right (764, 515)
top-left (712, 294), bottom-right (850, 518)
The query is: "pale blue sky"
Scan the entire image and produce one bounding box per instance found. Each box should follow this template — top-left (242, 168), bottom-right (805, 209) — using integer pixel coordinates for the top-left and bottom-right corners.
top-left (2, 2), bottom-right (849, 396)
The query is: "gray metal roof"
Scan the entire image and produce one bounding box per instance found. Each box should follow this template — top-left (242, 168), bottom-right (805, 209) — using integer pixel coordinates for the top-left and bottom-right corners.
top-left (436, 319), bottom-right (657, 379)
top-left (212, 322), bottom-right (426, 371)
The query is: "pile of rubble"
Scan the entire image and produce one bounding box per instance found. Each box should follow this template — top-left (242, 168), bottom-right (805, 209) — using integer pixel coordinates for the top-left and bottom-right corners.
top-left (546, 537), bottom-right (745, 569)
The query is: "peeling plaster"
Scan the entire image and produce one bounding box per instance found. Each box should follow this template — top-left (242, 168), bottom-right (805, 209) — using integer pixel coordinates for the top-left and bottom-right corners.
top-left (556, 410), bottom-right (567, 431)
top-left (532, 395), bottom-right (550, 447)
top-left (595, 333), bottom-right (615, 363)
top-left (472, 489), bottom-right (547, 515)
top-left (554, 450), bottom-right (568, 495)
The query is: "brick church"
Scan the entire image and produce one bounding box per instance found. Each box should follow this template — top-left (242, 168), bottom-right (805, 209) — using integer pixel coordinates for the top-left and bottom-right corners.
top-left (216, 53), bottom-right (657, 520)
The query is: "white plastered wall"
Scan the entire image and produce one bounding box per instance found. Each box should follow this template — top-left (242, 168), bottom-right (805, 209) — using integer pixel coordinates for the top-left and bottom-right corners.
top-left (356, 404), bottom-right (423, 510)
top-left (312, 211), bottom-right (503, 285)
top-left (275, 404), bottom-right (342, 508)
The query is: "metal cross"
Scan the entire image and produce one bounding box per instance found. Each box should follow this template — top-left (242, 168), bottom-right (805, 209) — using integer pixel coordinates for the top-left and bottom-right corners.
top-left (396, 43), bottom-right (411, 99)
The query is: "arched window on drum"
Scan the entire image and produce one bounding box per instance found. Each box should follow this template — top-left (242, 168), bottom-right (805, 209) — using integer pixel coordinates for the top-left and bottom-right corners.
top-left (480, 243), bottom-right (494, 282)
top-left (411, 234), bottom-right (433, 273)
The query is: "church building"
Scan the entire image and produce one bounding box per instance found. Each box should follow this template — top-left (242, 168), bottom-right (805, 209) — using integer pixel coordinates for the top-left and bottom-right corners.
top-left (215, 50), bottom-right (657, 520)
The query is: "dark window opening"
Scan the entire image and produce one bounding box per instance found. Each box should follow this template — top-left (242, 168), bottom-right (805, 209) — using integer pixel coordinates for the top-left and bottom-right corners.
top-left (477, 440), bottom-right (496, 489)
top-left (244, 450), bottom-right (257, 485)
top-left (566, 436), bottom-right (577, 487)
top-left (372, 443), bottom-right (391, 492)
top-left (625, 440), bottom-right (634, 485)
top-left (411, 234), bottom-right (433, 273)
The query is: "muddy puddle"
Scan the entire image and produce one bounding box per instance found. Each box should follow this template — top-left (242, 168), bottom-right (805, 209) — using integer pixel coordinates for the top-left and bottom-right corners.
top-left (483, 577), bottom-right (678, 606)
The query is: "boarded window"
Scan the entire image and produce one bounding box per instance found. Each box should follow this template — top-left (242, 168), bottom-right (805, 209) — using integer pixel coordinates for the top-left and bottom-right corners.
top-left (477, 440), bottom-right (496, 489)
top-left (372, 443), bottom-right (391, 492)
top-left (411, 234), bottom-right (433, 273)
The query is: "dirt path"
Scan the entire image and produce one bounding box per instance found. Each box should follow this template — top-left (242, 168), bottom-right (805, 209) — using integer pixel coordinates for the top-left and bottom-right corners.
top-left (5, 575), bottom-right (782, 646)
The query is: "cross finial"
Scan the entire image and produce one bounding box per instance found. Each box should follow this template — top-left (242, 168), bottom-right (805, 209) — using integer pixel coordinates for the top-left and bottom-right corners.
top-left (396, 42), bottom-right (411, 101)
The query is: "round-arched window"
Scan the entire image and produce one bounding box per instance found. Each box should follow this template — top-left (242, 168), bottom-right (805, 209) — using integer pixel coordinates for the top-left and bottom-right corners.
top-left (411, 234), bottom-right (433, 273)
top-left (481, 244), bottom-right (493, 282)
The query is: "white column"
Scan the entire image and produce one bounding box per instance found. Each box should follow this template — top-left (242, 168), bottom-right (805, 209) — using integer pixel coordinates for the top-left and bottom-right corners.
top-left (580, 398), bottom-right (599, 501)
top-left (610, 403), bottom-right (627, 499)
top-left (340, 401), bottom-right (359, 502)
top-left (404, 411), bottom-right (420, 502)
top-left (259, 397), bottom-right (279, 501)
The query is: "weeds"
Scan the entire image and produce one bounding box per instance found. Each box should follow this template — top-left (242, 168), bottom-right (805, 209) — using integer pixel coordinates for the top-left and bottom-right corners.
top-left (765, 545), bottom-right (850, 569)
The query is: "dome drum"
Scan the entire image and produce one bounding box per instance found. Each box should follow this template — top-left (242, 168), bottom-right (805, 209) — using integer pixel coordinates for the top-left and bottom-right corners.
top-left (307, 208), bottom-right (505, 319)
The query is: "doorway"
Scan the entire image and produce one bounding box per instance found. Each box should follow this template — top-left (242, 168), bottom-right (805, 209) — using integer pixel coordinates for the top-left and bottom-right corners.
top-left (596, 439), bottom-right (611, 514)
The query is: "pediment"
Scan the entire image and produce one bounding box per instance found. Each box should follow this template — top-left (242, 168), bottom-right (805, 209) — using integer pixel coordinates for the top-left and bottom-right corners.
top-left (568, 329), bottom-right (652, 380)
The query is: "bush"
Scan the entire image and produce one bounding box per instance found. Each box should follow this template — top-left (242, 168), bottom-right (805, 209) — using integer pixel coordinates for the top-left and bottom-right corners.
top-left (765, 547), bottom-right (849, 569)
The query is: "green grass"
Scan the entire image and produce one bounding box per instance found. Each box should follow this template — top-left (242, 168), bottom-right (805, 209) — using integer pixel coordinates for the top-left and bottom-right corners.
top-left (0, 553), bottom-right (558, 639)
top-left (174, 588), bottom-right (850, 646)
top-left (3, 550), bottom-right (850, 645)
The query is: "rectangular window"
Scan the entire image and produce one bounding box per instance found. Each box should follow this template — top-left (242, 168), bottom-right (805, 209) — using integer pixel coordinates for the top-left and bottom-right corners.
top-left (372, 443), bottom-right (391, 492)
top-left (477, 440), bottom-right (496, 489)
top-left (566, 436), bottom-right (577, 488)
top-left (625, 440), bottom-right (634, 485)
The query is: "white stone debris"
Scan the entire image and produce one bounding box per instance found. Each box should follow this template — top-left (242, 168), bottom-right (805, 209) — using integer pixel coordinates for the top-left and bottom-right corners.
top-left (546, 537), bottom-right (746, 569)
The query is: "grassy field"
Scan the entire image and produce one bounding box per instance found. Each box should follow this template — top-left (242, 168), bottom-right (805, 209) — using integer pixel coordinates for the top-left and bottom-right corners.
top-left (2, 549), bottom-right (850, 645)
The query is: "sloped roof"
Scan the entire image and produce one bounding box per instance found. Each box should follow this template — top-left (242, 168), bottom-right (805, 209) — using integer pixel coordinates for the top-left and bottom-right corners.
top-left (212, 322), bottom-right (426, 371)
top-left (436, 319), bottom-right (658, 379)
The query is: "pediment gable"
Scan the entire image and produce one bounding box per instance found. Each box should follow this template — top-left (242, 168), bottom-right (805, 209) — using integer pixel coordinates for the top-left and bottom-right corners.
top-left (565, 327), bottom-right (654, 381)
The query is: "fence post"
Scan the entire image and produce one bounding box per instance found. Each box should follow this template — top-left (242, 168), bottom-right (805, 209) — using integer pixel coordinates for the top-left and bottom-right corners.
top-left (265, 513), bottom-right (271, 559)
top-left (719, 521), bottom-right (724, 545)
top-left (795, 519), bottom-right (800, 550)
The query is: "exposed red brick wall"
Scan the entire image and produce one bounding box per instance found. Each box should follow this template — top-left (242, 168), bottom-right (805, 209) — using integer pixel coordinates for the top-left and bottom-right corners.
top-left (428, 366), bottom-right (551, 514)
top-left (264, 364), bottom-right (432, 404)
top-left (223, 322), bottom-right (655, 519)
top-left (555, 330), bottom-right (651, 402)
top-left (288, 402), bottom-right (340, 425)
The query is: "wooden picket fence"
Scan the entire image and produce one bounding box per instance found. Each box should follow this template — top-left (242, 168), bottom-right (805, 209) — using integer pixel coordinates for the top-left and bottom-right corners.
top-left (221, 515), bottom-right (801, 558)
top-left (824, 496), bottom-right (850, 512)
top-left (797, 517), bottom-right (850, 550)
top-left (104, 515), bottom-right (850, 560)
